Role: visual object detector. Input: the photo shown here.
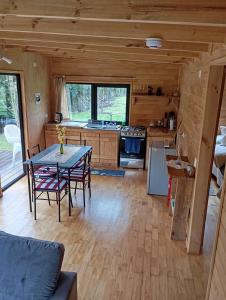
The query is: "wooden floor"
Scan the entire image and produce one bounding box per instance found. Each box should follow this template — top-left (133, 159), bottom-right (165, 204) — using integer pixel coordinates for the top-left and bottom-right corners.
top-left (0, 170), bottom-right (220, 300)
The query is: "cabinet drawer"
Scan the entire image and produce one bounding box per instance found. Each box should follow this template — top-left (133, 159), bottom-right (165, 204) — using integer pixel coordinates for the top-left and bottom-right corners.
top-left (81, 132), bottom-right (99, 140)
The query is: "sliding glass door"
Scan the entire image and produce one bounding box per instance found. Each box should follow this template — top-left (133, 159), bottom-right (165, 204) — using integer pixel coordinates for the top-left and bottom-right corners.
top-left (0, 74), bottom-right (25, 189)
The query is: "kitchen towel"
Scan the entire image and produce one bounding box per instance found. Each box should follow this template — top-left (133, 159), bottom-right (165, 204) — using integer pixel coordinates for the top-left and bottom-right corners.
top-left (125, 138), bottom-right (141, 154)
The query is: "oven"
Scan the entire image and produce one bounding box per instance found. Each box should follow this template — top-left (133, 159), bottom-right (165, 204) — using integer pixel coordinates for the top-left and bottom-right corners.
top-left (120, 127), bottom-right (146, 169)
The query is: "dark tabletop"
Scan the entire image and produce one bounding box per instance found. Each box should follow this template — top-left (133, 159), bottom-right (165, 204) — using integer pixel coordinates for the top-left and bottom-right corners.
top-left (24, 144), bottom-right (92, 169)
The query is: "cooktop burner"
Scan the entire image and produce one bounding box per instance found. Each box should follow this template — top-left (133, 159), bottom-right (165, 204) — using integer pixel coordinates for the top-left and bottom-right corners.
top-left (121, 126), bottom-right (146, 137)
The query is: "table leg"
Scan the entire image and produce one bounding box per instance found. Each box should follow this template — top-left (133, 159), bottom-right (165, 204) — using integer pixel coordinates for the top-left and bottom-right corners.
top-left (27, 165), bottom-right (32, 212)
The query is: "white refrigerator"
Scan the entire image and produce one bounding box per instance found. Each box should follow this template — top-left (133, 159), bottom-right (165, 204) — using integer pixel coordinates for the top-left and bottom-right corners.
top-left (147, 143), bottom-right (176, 196)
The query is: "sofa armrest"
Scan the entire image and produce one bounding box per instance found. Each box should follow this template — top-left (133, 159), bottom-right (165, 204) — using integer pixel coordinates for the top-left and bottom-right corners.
top-left (50, 272), bottom-right (77, 300)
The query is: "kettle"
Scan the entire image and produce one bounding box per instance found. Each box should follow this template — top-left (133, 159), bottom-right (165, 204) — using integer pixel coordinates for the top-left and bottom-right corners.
top-left (55, 112), bottom-right (63, 124)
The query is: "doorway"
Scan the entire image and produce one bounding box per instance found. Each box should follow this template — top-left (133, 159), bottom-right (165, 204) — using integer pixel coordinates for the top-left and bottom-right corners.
top-left (0, 73), bottom-right (26, 189)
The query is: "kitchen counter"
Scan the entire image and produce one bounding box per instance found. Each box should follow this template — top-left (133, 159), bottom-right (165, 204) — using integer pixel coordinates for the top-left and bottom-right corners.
top-left (147, 127), bottom-right (176, 137)
top-left (46, 122), bottom-right (121, 133)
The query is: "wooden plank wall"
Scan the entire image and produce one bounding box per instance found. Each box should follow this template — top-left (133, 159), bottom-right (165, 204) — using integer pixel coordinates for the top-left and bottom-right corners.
top-left (0, 48), bottom-right (50, 149)
top-left (178, 62), bottom-right (209, 162)
top-left (178, 45), bottom-right (226, 257)
top-left (50, 57), bottom-right (179, 126)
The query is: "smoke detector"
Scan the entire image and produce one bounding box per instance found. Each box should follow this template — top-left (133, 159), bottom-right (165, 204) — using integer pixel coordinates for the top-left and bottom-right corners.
top-left (145, 38), bottom-right (163, 49)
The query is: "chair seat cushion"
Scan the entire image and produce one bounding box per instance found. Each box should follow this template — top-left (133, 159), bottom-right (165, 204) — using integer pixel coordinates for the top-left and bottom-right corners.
top-left (0, 231), bottom-right (65, 300)
top-left (35, 177), bottom-right (67, 191)
top-left (62, 169), bottom-right (89, 181)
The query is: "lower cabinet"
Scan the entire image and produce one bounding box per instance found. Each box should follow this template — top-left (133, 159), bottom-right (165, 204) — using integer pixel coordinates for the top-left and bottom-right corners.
top-left (44, 125), bottom-right (119, 167)
top-left (45, 130), bottom-right (58, 148)
top-left (81, 132), bottom-right (100, 163)
top-left (99, 132), bottom-right (119, 166)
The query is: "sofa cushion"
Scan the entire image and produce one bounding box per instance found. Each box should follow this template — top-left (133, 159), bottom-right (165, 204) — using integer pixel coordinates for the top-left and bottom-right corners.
top-left (0, 231), bottom-right (65, 300)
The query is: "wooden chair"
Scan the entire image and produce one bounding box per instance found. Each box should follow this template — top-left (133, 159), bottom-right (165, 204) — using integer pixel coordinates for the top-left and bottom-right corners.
top-left (30, 162), bottom-right (71, 222)
top-left (62, 149), bottom-right (92, 208)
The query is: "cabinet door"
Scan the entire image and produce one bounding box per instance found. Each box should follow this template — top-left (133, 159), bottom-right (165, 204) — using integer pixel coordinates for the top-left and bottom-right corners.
top-left (100, 133), bottom-right (119, 165)
top-left (81, 132), bottom-right (100, 162)
top-left (65, 129), bottom-right (81, 145)
top-left (45, 131), bottom-right (58, 147)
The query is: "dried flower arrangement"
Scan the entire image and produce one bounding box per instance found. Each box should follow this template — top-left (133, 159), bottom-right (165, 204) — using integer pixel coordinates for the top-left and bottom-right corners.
top-left (56, 125), bottom-right (66, 154)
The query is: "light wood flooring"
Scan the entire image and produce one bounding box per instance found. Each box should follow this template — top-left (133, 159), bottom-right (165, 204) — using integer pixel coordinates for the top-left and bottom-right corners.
top-left (0, 170), bottom-right (220, 300)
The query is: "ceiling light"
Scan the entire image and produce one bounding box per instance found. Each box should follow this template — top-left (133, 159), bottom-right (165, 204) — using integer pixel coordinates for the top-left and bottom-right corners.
top-left (145, 38), bottom-right (163, 49)
top-left (0, 56), bottom-right (13, 64)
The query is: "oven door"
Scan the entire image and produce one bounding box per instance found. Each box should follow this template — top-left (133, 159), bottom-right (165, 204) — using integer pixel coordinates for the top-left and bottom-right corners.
top-left (120, 136), bottom-right (146, 168)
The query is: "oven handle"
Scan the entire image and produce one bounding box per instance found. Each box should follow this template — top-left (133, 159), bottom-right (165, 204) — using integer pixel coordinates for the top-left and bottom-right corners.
top-left (121, 137), bottom-right (145, 141)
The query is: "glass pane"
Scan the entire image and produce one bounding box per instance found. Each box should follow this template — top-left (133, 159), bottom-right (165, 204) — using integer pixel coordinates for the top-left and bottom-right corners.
top-left (66, 83), bottom-right (91, 122)
top-left (0, 74), bottom-right (24, 188)
top-left (97, 87), bottom-right (127, 123)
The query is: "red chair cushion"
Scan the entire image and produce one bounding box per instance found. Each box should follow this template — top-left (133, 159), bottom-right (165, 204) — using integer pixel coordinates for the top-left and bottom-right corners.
top-left (35, 177), bottom-right (67, 191)
top-left (62, 169), bottom-right (89, 181)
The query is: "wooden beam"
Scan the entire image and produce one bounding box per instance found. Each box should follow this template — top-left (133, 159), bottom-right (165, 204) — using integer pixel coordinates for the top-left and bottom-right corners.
top-left (18, 45), bottom-right (191, 64)
top-left (0, 31), bottom-right (210, 52)
top-left (0, 16), bottom-right (226, 43)
top-left (0, 39), bottom-right (199, 58)
top-left (186, 65), bottom-right (225, 254)
top-left (1, 0), bottom-right (226, 26)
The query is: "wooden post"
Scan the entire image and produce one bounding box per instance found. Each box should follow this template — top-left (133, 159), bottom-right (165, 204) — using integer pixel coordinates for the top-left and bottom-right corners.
top-left (186, 65), bottom-right (225, 254)
top-left (171, 177), bottom-right (194, 241)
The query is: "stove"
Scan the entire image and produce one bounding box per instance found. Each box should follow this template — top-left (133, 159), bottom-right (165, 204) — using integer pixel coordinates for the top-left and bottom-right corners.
top-left (120, 126), bottom-right (146, 138)
top-left (120, 126), bottom-right (146, 169)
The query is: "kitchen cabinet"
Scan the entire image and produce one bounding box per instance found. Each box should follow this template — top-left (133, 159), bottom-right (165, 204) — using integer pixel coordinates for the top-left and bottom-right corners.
top-left (45, 130), bottom-right (58, 148)
top-left (44, 124), bottom-right (119, 167)
top-left (100, 132), bottom-right (119, 166)
top-left (81, 131), bottom-right (100, 163)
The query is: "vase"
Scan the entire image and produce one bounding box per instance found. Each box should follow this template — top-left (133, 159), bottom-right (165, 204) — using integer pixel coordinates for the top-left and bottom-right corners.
top-left (60, 143), bottom-right (64, 154)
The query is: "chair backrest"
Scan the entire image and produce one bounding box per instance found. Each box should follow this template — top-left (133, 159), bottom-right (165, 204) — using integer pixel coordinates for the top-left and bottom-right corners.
top-left (66, 138), bottom-right (86, 146)
top-left (4, 124), bottom-right (21, 144)
top-left (87, 148), bottom-right (93, 166)
top-left (27, 144), bottom-right (41, 159)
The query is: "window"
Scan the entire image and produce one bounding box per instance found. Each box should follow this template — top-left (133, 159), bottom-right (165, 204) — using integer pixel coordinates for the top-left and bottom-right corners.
top-left (97, 86), bottom-right (128, 123)
top-left (65, 83), bottom-right (92, 122)
top-left (65, 83), bottom-right (130, 124)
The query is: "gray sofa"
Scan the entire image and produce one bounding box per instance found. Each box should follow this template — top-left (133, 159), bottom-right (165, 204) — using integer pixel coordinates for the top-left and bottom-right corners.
top-left (0, 231), bottom-right (77, 300)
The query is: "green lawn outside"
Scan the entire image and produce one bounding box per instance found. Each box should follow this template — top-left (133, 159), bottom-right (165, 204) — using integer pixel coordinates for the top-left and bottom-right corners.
top-left (70, 96), bottom-right (126, 123)
top-left (0, 133), bottom-right (13, 151)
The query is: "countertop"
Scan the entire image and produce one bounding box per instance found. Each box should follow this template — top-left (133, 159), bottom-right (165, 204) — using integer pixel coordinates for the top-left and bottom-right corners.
top-left (45, 122), bottom-right (121, 133)
top-left (147, 127), bottom-right (176, 137)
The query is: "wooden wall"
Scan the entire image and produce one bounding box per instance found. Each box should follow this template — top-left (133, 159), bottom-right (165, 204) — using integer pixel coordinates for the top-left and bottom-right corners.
top-left (178, 62), bottom-right (209, 162)
top-left (0, 49), bottom-right (50, 149)
top-left (50, 57), bottom-right (180, 126)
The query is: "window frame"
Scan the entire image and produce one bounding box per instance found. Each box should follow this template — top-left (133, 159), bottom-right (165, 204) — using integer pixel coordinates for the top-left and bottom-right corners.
top-left (65, 82), bottom-right (130, 125)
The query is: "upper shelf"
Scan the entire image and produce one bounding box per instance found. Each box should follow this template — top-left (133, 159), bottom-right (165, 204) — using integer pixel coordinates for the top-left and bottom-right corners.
top-left (132, 94), bottom-right (180, 106)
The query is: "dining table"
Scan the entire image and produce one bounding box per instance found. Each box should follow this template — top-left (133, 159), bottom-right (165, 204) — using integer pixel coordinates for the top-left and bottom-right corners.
top-left (23, 144), bottom-right (92, 212)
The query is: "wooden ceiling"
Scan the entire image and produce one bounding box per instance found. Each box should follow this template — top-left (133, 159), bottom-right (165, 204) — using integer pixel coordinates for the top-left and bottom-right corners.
top-left (0, 0), bottom-right (226, 64)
